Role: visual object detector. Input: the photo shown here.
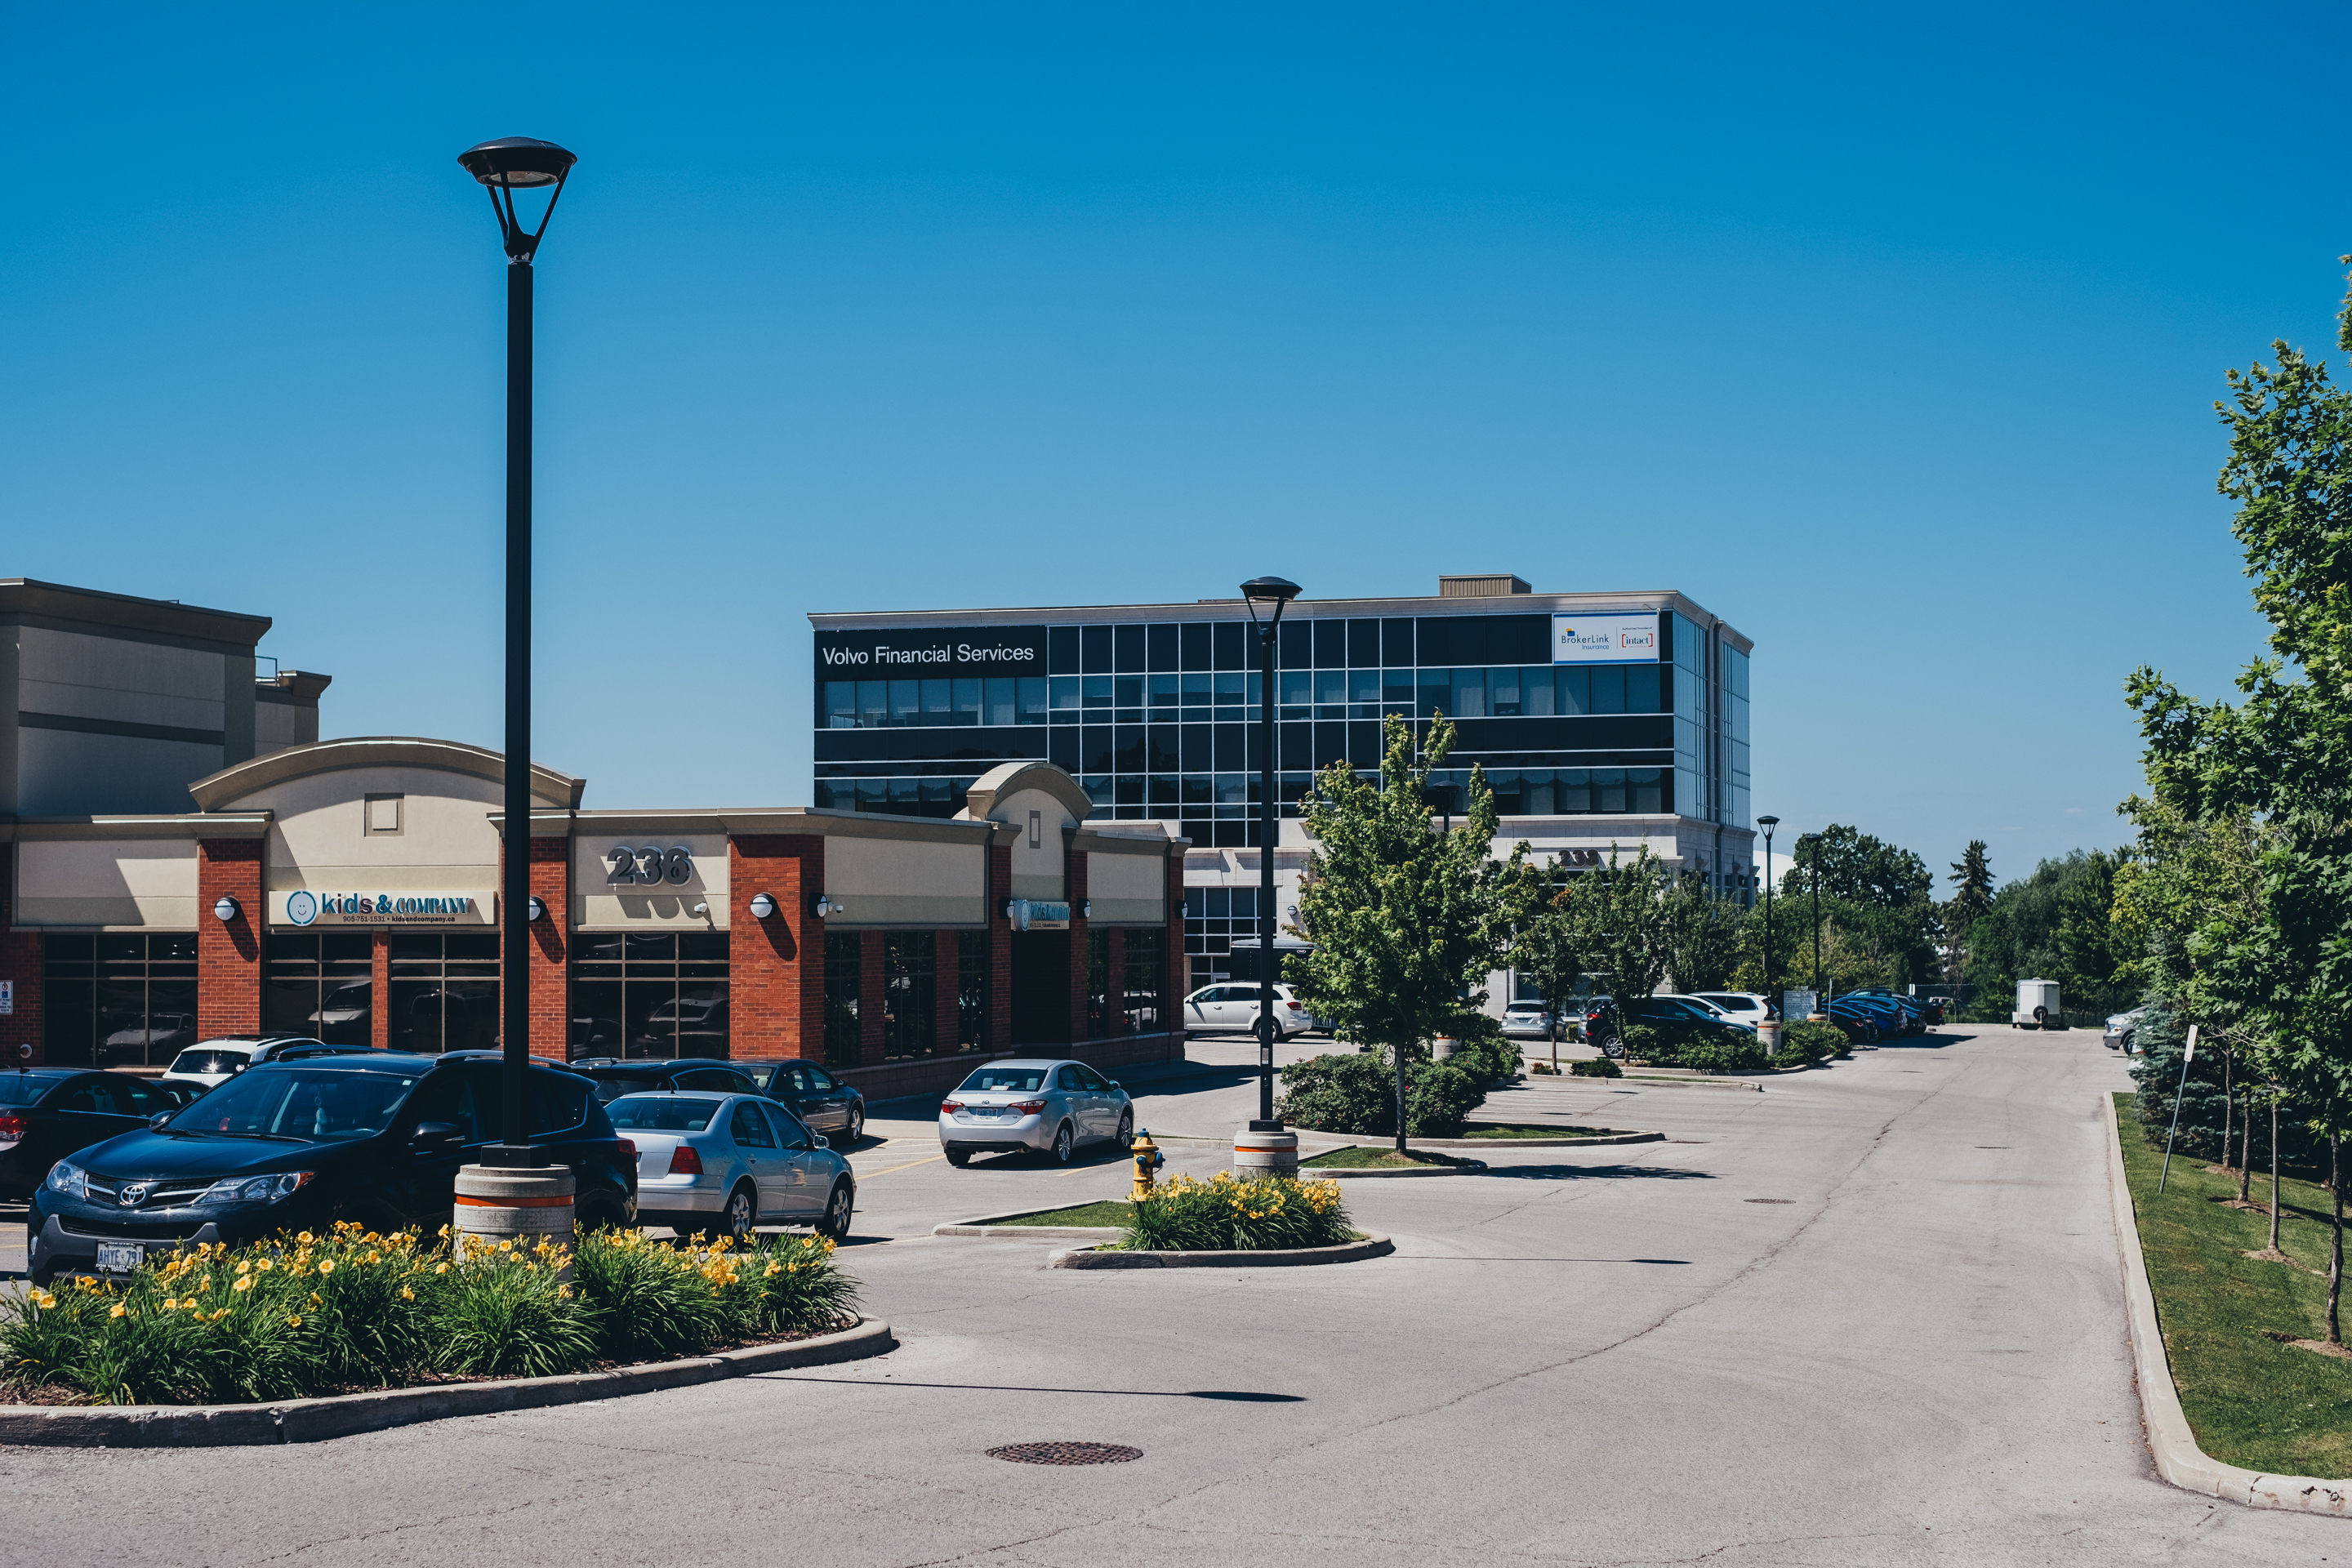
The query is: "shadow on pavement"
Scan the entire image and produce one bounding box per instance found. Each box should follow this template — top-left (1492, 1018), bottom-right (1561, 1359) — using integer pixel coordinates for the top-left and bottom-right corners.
top-left (758, 1376), bottom-right (1306, 1401)
top-left (1472, 1163), bottom-right (1716, 1182)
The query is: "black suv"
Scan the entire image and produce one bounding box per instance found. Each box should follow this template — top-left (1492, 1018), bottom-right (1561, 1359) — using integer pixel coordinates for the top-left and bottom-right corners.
top-left (27, 1054), bottom-right (636, 1286)
top-left (1583, 996), bottom-right (1756, 1058)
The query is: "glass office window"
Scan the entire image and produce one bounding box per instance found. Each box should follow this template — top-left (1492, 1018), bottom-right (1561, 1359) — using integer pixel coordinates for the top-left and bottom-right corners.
top-left (265, 932), bottom-right (373, 1045)
top-left (951, 679), bottom-right (982, 724)
top-left (1417, 668), bottom-right (1450, 718)
top-left (1522, 770), bottom-right (1556, 814)
top-left (883, 934), bottom-right (936, 1060)
top-left (826, 682), bottom-right (858, 728)
top-left (1083, 675), bottom-right (1114, 710)
top-left (1383, 669), bottom-right (1414, 710)
top-left (1626, 664), bottom-right (1661, 713)
top-left (1150, 673), bottom-right (1180, 712)
top-left (983, 677), bottom-right (1015, 726)
top-left (42, 934), bottom-right (198, 1069)
top-left (858, 680), bottom-right (888, 727)
top-left (1115, 674), bottom-right (1143, 710)
top-left (1051, 675), bottom-right (1082, 718)
top-left (388, 933), bottom-right (501, 1055)
top-left (1125, 928), bottom-right (1165, 1033)
top-left (1520, 666), bottom-right (1554, 715)
top-left (1486, 769), bottom-right (1523, 814)
top-left (1450, 668), bottom-right (1487, 718)
top-left (1557, 667), bottom-right (1588, 716)
top-left (1348, 669), bottom-right (1379, 718)
top-left (1592, 768), bottom-right (1625, 813)
top-left (1278, 670), bottom-right (1311, 719)
top-left (1589, 667), bottom-right (1625, 715)
top-left (823, 932), bottom-right (862, 1068)
top-left (1490, 666), bottom-right (1521, 716)
top-left (571, 932), bottom-right (728, 1060)
top-left (1018, 675), bottom-right (1049, 724)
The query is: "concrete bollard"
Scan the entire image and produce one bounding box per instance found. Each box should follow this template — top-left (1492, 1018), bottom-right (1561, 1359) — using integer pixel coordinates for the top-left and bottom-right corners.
top-left (1758, 1021), bottom-right (1781, 1056)
top-left (453, 1165), bottom-right (576, 1272)
top-left (1233, 1120), bottom-right (1298, 1181)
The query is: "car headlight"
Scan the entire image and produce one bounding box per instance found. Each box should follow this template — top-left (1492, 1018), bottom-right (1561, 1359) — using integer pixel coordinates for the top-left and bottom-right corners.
top-left (46, 1161), bottom-right (87, 1200)
top-left (198, 1171), bottom-right (318, 1205)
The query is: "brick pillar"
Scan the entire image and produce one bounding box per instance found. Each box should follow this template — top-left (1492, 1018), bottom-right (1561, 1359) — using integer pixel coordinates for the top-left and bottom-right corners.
top-left (1106, 926), bottom-right (1127, 1037)
top-left (0, 845), bottom-right (43, 1064)
top-left (198, 839), bottom-right (263, 1036)
top-left (989, 840), bottom-right (1013, 1054)
top-left (528, 835), bottom-right (570, 1059)
top-left (371, 931), bottom-right (390, 1050)
top-left (1167, 852), bottom-right (1187, 1053)
top-left (859, 930), bottom-right (885, 1066)
top-left (1066, 845), bottom-right (1088, 1045)
top-left (933, 929), bottom-right (958, 1053)
top-left (731, 835), bottom-right (824, 1059)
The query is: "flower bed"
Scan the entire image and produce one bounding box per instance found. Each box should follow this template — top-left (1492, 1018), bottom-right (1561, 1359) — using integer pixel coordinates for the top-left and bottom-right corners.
top-left (2, 1222), bottom-right (858, 1407)
top-left (1121, 1172), bottom-right (1356, 1251)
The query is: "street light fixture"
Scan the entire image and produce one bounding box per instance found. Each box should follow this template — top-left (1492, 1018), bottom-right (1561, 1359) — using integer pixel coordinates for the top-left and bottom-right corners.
top-left (1756, 816), bottom-right (1780, 1024)
top-left (459, 135), bottom-right (577, 1166)
top-left (1241, 575), bottom-right (1301, 1128)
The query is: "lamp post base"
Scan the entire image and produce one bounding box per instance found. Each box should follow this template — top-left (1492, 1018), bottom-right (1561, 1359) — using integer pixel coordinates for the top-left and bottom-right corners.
top-left (453, 1164), bottom-right (576, 1273)
top-left (1234, 1120), bottom-right (1298, 1181)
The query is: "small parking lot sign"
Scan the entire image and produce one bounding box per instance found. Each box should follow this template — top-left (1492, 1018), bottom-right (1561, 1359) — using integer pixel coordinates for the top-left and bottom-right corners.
top-left (1782, 988), bottom-right (1815, 1020)
top-left (0, 979), bottom-right (12, 1014)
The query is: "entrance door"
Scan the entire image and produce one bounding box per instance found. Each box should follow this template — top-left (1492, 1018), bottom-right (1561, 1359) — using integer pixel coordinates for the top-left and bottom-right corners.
top-left (1009, 931), bottom-right (1071, 1045)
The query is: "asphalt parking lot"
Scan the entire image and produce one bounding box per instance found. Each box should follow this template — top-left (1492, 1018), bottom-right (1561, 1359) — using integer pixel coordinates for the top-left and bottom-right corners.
top-left (7, 1028), bottom-right (2343, 1566)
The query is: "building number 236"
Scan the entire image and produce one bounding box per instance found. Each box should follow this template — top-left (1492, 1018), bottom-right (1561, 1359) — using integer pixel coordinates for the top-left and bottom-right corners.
top-left (605, 844), bottom-right (695, 886)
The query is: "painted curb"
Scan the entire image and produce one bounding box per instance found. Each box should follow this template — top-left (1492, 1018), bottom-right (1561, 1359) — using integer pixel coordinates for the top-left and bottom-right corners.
top-left (1049, 1233), bottom-right (1393, 1269)
top-left (2102, 1093), bottom-right (2352, 1514)
top-left (1410, 1130), bottom-right (1664, 1149)
top-left (0, 1316), bottom-right (896, 1449)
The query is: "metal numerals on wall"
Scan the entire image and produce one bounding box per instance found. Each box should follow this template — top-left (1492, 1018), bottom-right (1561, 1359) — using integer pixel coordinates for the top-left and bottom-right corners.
top-left (606, 844), bottom-right (696, 887)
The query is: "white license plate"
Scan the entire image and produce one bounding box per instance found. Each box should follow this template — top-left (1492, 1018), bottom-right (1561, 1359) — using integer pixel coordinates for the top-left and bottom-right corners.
top-left (95, 1241), bottom-right (144, 1274)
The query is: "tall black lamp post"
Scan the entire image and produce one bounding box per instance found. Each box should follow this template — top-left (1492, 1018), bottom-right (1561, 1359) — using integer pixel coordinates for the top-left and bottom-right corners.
top-left (1756, 815), bottom-right (1780, 1021)
top-left (1241, 576), bottom-right (1301, 1127)
top-left (458, 136), bottom-right (576, 1164)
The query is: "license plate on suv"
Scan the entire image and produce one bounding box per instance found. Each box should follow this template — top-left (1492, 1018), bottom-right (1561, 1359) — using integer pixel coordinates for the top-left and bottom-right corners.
top-left (95, 1241), bottom-right (145, 1274)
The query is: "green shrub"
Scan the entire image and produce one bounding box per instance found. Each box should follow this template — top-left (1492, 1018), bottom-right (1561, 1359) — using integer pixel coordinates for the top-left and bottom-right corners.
top-left (1569, 1058), bottom-right (1622, 1078)
top-left (1406, 1060), bottom-right (1486, 1135)
top-left (1, 1221), bottom-right (862, 1405)
top-left (1617, 1024), bottom-right (1660, 1060)
top-left (1123, 1172), bottom-right (1353, 1252)
top-left (1773, 1021), bottom-right (1846, 1067)
top-left (1643, 1032), bottom-right (1767, 1072)
top-left (1276, 1051), bottom-right (1490, 1136)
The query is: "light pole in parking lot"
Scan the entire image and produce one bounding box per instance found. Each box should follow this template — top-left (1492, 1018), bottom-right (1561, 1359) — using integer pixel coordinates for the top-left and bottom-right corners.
top-left (1241, 576), bottom-right (1302, 1127)
top-left (457, 136), bottom-right (576, 1165)
top-left (1756, 815), bottom-right (1780, 1019)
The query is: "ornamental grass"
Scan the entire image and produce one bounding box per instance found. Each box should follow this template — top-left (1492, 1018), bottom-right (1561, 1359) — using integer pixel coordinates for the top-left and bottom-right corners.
top-left (1121, 1171), bottom-right (1356, 1253)
top-left (1, 1221), bottom-right (860, 1406)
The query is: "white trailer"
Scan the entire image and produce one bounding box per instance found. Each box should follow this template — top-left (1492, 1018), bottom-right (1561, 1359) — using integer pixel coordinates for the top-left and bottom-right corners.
top-left (2013, 978), bottom-right (2061, 1029)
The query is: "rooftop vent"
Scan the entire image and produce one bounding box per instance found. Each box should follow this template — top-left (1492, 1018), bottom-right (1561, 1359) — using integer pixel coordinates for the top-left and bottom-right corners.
top-left (1438, 573), bottom-right (1531, 598)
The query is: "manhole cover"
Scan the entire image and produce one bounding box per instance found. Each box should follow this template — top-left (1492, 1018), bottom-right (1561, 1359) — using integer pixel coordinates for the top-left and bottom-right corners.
top-left (1744, 1198), bottom-right (1794, 1204)
top-left (987, 1442), bottom-right (1143, 1466)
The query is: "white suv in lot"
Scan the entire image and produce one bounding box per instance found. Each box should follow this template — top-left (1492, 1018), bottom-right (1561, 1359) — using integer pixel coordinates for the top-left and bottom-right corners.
top-left (1183, 982), bottom-right (1319, 1039)
top-left (1689, 992), bottom-right (1776, 1025)
top-left (158, 1034), bottom-right (335, 1091)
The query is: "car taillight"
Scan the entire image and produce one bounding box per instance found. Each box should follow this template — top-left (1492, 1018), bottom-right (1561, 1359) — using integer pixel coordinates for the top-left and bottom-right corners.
top-left (668, 1144), bottom-right (702, 1175)
top-left (0, 1112), bottom-right (22, 1145)
top-left (616, 1139), bottom-right (635, 1160)
top-left (1010, 1099), bottom-right (1047, 1115)
top-left (940, 1100), bottom-right (963, 1114)
top-left (1285, 1001), bottom-right (1303, 1011)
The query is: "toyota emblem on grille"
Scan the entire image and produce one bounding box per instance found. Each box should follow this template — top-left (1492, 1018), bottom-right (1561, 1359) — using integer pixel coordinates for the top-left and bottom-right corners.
top-left (118, 1183), bottom-right (149, 1207)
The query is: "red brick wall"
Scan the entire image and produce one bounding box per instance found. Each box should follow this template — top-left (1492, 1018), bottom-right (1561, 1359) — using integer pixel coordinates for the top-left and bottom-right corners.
top-left (731, 835), bottom-right (823, 1059)
top-left (198, 840), bottom-right (262, 1036)
top-left (989, 842), bottom-right (1012, 1053)
top-left (370, 931), bottom-right (390, 1051)
top-left (528, 835), bottom-right (569, 1059)
top-left (859, 930), bottom-right (885, 1067)
top-left (1166, 853), bottom-right (1187, 1050)
top-left (0, 846), bottom-right (42, 1064)
top-left (1065, 845), bottom-right (1088, 1045)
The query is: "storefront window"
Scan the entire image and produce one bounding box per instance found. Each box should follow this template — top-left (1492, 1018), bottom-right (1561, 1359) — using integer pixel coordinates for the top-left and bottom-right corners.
top-left (265, 933), bottom-right (373, 1045)
top-left (883, 934), bottom-right (936, 1060)
top-left (823, 932), bottom-right (862, 1069)
top-left (388, 933), bottom-right (500, 1055)
top-left (956, 930), bottom-right (991, 1052)
top-left (570, 933), bottom-right (728, 1061)
top-left (1085, 929), bottom-right (1111, 1040)
top-left (1124, 928), bottom-right (1165, 1035)
top-left (42, 933), bottom-right (198, 1068)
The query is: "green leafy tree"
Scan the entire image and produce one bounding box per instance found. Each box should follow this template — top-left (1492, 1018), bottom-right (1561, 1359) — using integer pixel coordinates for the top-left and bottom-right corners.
top-left (1781, 824), bottom-right (1941, 987)
top-left (1944, 840), bottom-right (1995, 986)
top-left (1287, 712), bottom-right (1522, 1151)
top-left (1664, 874), bottom-right (1745, 994)
top-left (1574, 842), bottom-right (1673, 1016)
top-left (1508, 858), bottom-right (1592, 1069)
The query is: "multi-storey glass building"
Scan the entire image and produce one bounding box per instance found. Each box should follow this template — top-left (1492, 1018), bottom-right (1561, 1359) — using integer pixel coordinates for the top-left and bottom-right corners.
top-left (811, 574), bottom-right (1755, 991)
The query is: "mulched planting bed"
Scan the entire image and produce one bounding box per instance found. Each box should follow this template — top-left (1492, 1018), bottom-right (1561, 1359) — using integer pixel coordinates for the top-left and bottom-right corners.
top-left (1299, 1147), bottom-right (1475, 1168)
top-left (2114, 1091), bottom-right (2352, 1477)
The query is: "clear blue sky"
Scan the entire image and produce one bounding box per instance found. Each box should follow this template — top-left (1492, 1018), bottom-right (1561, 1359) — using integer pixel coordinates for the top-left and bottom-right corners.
top-left (5, 3), bottom-right (2342, 896)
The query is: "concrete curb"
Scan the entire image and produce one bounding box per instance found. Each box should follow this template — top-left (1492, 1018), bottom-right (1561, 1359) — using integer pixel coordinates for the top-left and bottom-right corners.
top-left (1303, 1160), bottom-right (1486, 1178)
top-left (934, 1207), bottom-right (1129, 1240)
top-left (1049, 1233), bottom-right (1394, 1269)
top-left (2101, 1093), bottom-right (2352, 1514)
top-left (0, 1316), bottom-right (896, 1449)
top-left (1411, 1130), bottom-right (1664, 1149)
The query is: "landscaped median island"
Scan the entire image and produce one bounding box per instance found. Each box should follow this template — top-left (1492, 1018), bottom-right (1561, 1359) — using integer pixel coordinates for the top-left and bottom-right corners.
top-left (2, 1222), bottom-right (862, 1408)
top-left (1300, 1146), bottom-right (1472, 1169)
top-left (2113, 1092), bottom-right (2352, 1480)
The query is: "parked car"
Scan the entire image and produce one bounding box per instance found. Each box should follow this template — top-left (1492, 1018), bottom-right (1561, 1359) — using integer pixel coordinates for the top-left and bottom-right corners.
top-left (0, 1069), bottom-right (188, 1200)
top-left (158, 1035), bottom-right (339, 1091)
top-left (938, 1058), bottom-right (1134, 1166)
top-left (1501, 1000), bottom-right (1555, 1040)
top-left (27, 1054), bottom-right (637, 1286)
top-left (1183, 982), bottom-right (1316, 1040)
top-left (2104, 1007), bottom-right (2146, 1054)
top-left (1582, 996), bottom-right (1756, 1058)
top-left (1661, 995), bottom-right (1752, 1027)
top-left (1827, 994), bottom-right (1901, 1041)
top-left (608, 1091), bottom-right (853, 1242)
top-left (574, 1058), bottom-right (764, 1104)
top-left (101, 1010), bottom-right (199, 1067)
top-left (733, 1058), bottom-right (866, 1143)
top-left (1845, 988), bottom-right (1927, 1036)
top-left (1690, 991), bottom-right (1776, 1024)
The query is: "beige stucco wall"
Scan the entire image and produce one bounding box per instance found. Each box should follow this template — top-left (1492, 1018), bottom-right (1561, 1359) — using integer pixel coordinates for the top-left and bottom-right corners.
top-left (572, 831), bottom-right (730, 931)
top-left (1085, 847), bottom-right (1165, 924)
top-left (15, 838), bottom-right (199, 929)
top-left (241, 767), bottom-right (503, 909)
top-left (1001, 786), bottom-right (1075, 901)
top-left (825, 834), bottom-right (987, 927)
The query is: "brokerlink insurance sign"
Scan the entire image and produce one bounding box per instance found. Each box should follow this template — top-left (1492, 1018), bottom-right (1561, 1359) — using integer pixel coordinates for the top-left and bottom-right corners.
top-left (815, 625), bottom-right (1047, 675)
top-left (1552, 612), bottom-right (1661, 664)
top-left (271, 890), bottom-right (496, 929)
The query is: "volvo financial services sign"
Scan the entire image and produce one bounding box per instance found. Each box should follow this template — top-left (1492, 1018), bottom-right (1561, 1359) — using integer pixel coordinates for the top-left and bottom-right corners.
top-left (816, 626), bottom-right (1047, 675)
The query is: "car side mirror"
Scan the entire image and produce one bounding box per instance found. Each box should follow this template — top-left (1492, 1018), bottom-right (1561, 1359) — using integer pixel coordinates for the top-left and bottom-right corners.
top-left (410, 1120), bottom-right (463, 1153)
top-left (149, 1111), bottom-right (172, 1130)
top-left (813, 1134), bottom-right (829, 1149)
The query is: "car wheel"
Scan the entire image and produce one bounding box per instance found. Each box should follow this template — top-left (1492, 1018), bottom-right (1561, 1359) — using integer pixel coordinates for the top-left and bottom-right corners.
top-left (819, 1179), bottom-right (854, 1240)
top-left (574, 1193), bottom-right (625, 1236)
top-left (845, 1105), bottom-right (865, 1143)
top-left (1600, 1035), bottom-right (1625, 1060)
top-left (723, 1182), bottom-right (756, 1243)
top-left (1115, 1109), bottom-right (1134, 1149)
top-left (1051, 1121), bottom-right (1075, 1165)
top-left (945, 1146), bottom-right (972, 1167)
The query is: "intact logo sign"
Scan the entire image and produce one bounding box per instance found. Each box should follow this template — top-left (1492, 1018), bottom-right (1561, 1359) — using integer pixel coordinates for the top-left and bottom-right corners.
top-left (1552, 612), bottom-right (1661, 666)
top-left (815, 626), bottom-right (1048, 675)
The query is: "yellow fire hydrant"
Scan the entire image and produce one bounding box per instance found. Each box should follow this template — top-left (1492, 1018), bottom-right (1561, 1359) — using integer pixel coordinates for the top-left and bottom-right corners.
top-left (1129, 1129), bottom-right (1164, 1202)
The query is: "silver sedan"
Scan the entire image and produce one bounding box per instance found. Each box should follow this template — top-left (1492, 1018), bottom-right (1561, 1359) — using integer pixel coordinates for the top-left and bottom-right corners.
top-left (606, 1092), bottom-right (856, 1241)
top-left (938, 1058), bottom-right (1134, 1168)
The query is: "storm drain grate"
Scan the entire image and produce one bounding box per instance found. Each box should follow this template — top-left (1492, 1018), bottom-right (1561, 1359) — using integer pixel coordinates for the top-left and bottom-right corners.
top-left (988, 1442), bottom-right (1143, 1466)
top-left (1744, 1199), bottom-right (1795, 1205)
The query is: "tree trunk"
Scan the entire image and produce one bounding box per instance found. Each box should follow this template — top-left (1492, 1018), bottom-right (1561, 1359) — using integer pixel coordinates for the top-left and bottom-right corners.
top-left (2330, 1126), bottom-right (2342, 1348)
top-left (2221, 1053), bottom-right (2233, 1173)
top-left (1395, 1045), bottom-right (1409, 1156)
top-left (2269, 1094), bottom-right (2282, 1254)
top-left (2240, 1080), bottom-right (2254, 1204)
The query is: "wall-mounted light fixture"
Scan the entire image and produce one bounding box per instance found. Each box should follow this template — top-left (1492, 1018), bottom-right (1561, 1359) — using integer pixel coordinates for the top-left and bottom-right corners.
top-left (1082, 900), bottom-right (1092, 919)
top-left (692, 901), bottom-right (710, 919)
top-left (749, 892), bottom-right (777, 920)
top-left (526, 895), bottom-right (546, 922)
top-left (814, 894), bottom-right (844, 919)
top-left (212, 895), bottom-right (240, 923)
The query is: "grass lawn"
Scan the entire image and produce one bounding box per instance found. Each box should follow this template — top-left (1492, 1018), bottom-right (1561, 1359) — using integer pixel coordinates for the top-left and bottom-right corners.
top-left (1453, 1124), bottom-right (1632, 1139)
top-left (1300, 1146), bottom-right (1474, 1168)
top-left (2115, 1091), bottom-right (2352, 1477)
top-left (990, 1200), bottom-right (1135, 1227)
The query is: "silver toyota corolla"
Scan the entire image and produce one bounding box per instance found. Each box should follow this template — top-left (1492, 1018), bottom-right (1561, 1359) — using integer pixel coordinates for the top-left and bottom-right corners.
top-left (937, 1058), bottom-right (1134, 1168)
top-left (607, 1092), bottom-right (855, 1240)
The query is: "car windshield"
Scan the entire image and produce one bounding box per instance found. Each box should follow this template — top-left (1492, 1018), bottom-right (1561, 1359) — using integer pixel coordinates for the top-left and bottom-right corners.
top-left (958, 1067), bottom-right (1047, 1093)
top-left (170, 1049), bottom-right (252, 1076)
top-left (604, 1094), bottom-right (721, 1131)
top-left (174, 1067), bottom-right (420, 1142)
